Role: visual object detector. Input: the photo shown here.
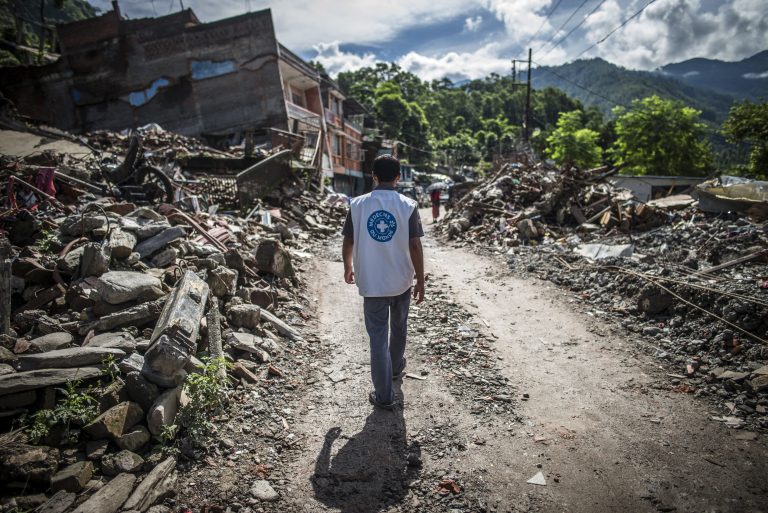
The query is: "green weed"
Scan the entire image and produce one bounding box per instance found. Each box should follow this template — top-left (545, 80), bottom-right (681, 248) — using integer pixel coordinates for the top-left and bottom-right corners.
top-left (164, 357), bottom-right (231, 446)
top-left (26, 380), bottom-right (99, 445)
top-left (35, 229), bottom-right (59, 254)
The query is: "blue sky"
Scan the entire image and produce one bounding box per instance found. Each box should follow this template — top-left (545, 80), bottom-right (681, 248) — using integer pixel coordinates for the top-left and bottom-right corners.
top-left (89, 0), bottom-right (767, 81)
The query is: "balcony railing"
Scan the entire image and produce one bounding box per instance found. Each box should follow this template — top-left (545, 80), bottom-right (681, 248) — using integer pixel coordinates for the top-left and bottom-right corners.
top-left (286, 101), bottom-right (320, 128)
top-left (325, 110), bottom-right (341, 126)
top-left (344, 117), bottom-right (363, 133)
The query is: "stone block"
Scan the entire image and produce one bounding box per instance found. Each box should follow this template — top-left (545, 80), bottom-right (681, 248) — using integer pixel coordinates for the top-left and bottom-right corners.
top-left (96, 272), bottom-right (163, 305)
top-left (115, 424), bottom-right (151, 452)
top-left (85, 332), bottom-right (136, 352)
top-left (16, 347), bottom-right (125, 372)
top-left (102, 450), bottom-right (144, 476)
top-left (80, 243), bottom-right (111, 278)
top-left (107, 229), bottom-right (137, 260)
top-left (124, 371), bottom-right (159, 411)
top-left (83, 401), bottom-right (144, 440)
top-left (207, 266), bottom-right (238, 297)
top-left (227, 304), bottom-right (261, 330)
top-left (50, 460), bottom-right (93, 493)
top-left (135, 227), bottom-right (185, 258)
top-left (28, 332), bottom-right (73, 353)
top-left (147, 386), bottom-right (182, 437)
top-left (253, 239), bottom-right (294, 278)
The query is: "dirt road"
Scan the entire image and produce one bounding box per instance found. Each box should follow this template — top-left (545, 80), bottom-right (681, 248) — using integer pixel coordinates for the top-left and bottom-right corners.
top-left (269, 215), bottom-right (768, 513)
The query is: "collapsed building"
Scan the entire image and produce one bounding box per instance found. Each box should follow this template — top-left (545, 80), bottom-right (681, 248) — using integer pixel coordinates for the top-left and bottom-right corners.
top-left (0, 2), bottom-right (370, 195)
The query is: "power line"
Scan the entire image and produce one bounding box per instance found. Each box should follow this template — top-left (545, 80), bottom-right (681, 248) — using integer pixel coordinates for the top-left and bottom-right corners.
top-left (573, 0), bottom-right (660, 60)
top-left (534, 0), bottom-right (591, 54)
top-left (523, 0), bottom-right (565, 52)
top-left (540, 0), bottom-right (609, 58)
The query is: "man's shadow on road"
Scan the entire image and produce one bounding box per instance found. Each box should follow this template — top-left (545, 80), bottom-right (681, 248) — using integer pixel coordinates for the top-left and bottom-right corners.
top-left (312, 383), bottom-right (420, 513)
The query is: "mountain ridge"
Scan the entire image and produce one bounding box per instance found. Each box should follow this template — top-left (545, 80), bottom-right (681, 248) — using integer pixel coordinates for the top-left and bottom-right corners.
top-left (530, 51), bottom-right (767, 123)
top-left (657, 50), bottom-right (768, 101)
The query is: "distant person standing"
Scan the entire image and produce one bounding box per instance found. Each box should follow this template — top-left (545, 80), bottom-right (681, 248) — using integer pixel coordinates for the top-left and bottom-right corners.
top-left (342, 154), bottom-right (425, 410)
top-left (430, 187), bottom-right (441, 223)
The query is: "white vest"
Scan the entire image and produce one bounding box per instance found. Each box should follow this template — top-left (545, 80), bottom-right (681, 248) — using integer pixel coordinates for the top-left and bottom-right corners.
top-left (350, 190), bottom-right (417, 297)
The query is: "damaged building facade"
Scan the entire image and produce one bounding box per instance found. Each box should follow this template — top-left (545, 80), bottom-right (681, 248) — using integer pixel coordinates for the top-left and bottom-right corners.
top-left (319, 76), bottom-right (366, 196)
top-left (0, 3), bottom-right (366, 189)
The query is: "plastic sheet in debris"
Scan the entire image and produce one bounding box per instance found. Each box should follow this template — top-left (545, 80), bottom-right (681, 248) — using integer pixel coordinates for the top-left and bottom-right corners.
top-left (575, 243), bottom-right (635, 260)
top-left (695, 176), bottom-right (768, 214)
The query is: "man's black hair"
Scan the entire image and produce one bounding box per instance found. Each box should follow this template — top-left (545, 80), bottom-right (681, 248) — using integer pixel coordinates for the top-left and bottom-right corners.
top-left (372, 154), bottom-right (401, 182)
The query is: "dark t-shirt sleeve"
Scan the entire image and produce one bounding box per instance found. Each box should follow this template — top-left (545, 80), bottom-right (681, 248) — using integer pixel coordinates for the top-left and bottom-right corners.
top-left (409, 207), bottom-right (424, 238)
top-left (342, 211), bottom-right (353, 239)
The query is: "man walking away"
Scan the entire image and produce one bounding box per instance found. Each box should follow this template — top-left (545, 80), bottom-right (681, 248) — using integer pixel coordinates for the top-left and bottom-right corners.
top-left (342, 154), bottom-right (425, 410)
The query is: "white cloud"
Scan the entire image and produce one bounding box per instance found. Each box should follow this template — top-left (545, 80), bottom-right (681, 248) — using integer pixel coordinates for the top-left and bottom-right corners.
top-left (464, 15), bottom-right (483, 32)
top-left (312, 42), bottom-right (380, 75)
top-left (90, 0), bottom-right (768, 75)
top-left (481, 0), bottom-right (557, 43)
top-left (743, 70), bottom-right (768, 79)
top-left (91, 0), bottom-right (480, 51)
top-left (396, 43), bottom-right (512, 81)
top-left (578, 0), bottom-right (768, 69)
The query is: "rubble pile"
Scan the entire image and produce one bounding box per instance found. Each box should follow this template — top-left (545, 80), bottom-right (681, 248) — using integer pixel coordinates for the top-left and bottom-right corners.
top-left (441, 163), bottom-right (667, 246)
top-left (0, 127), bottom-right (345, 512)
top-left (439, 162), bottom-right (768, 430)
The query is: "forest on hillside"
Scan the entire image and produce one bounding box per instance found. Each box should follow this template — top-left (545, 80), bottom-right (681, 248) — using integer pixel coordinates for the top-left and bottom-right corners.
top-left (0, 0), bottom-right (96, 66)
top-left (332, 62), bottom-right (766, 179)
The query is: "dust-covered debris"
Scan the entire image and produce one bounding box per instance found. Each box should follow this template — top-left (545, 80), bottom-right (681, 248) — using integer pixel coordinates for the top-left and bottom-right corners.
top-left (0, 122), bottom-right (346, 512)
top-left (437, 159), bottom-right (768, 431)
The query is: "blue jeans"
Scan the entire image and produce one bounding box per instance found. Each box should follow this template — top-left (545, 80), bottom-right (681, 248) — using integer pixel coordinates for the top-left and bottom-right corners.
top-left (363, 287), bottom-right (411, 404)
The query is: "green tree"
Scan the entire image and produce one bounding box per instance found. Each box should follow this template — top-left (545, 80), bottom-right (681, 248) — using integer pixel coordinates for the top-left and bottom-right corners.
top-left (435, 130), bottom-right (481, 165)
top-left (308, 60), bottom-right (327, 75)
top-left (545, 110), bottom-right (602, 169)
top-left (400, 101), bottom-right (431, 164)
top-left (612, 95), bottom-right (712, 176)
top-left (374, 82), bottom-right (410, 138)
top-left (722, 100), bottom-right (768, 179)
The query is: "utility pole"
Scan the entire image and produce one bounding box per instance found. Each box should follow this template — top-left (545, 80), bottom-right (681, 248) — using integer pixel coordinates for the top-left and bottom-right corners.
top-left (524, 48), bottom-right (532, 143)
top-left (511, 60), bottom-right (516, 89)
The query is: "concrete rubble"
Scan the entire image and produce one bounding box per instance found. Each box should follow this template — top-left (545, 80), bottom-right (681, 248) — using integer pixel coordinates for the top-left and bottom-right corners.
top-left (0, 123), bottom-right (345, 512)
top-left (439, 159), bottom-right (768, 430)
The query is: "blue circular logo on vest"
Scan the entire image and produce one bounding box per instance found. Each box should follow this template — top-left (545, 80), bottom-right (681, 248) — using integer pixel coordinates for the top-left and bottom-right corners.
top-left (367, 210), bottom-right (397, 242)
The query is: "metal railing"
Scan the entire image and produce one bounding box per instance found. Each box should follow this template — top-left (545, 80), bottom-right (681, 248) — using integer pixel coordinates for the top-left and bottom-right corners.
top-left (285, 101), bottom-right (321, 128)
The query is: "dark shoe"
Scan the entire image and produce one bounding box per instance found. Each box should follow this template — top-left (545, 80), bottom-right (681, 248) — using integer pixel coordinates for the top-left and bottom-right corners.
top-left (369, 391), bottom-right (396, 410)
top-left (393, 357), bottom-right (407, 380)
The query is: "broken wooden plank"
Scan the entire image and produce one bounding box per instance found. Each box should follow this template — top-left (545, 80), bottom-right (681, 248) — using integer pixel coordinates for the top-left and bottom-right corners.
top-left (84, 298), bottom-right (166, 335)
top-left (0, 367), bottom-right (104, 396)
top-left (0, 238), bottom-right (11, 336)
top-left (697, 249), bottom-right (768, 275)
top-left (70, 472), bottom-right (135, 513)
top-left (259, 308), bottom-right (303, 341)
top-left (121, 456), bottom-right (176, 511)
